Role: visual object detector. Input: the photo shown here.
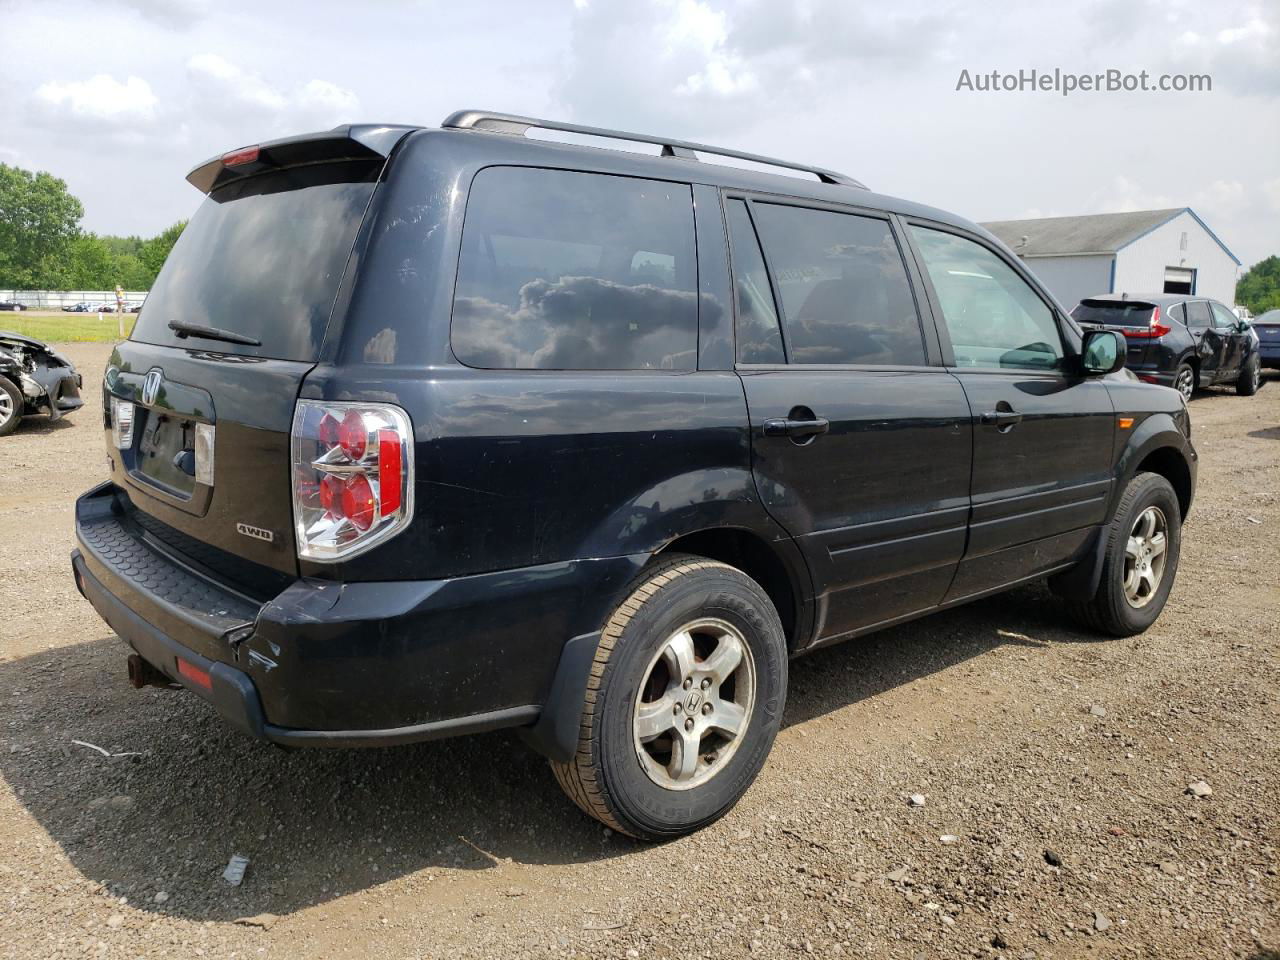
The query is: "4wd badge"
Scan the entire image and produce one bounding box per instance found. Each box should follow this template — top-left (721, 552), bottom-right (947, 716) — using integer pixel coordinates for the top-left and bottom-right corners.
top-left (236, 522), bottom-right (275, 544)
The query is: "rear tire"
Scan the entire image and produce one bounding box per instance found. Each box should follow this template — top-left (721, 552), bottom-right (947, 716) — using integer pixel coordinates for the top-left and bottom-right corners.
top-left (550, 554), bottom-right (787, 840)
top-left (1063, 472), bottom-right (1181, 637)
top-left (1236, 355), bottom-right (1261, 396)
top-left (1172, 362), bottom-right (1195, 400)
top-left (0, 376), bottom-right (22, 436)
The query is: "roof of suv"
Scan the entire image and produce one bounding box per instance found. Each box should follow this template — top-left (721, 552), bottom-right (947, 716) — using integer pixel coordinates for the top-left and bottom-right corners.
top-left (189, 110), bottom-right (988, 243)
top-left (1081, 293), bottom-right (1212, 307)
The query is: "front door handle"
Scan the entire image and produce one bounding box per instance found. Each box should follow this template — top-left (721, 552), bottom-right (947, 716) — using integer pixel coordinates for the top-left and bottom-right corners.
top-left (763, 416), bottom-right (830, 439)
top-left (980, 408), bottom-right (1023, 431)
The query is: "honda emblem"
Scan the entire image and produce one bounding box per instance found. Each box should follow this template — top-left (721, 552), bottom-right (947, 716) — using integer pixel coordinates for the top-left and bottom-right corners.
top-left (142, 369), bottom-right (163, 406)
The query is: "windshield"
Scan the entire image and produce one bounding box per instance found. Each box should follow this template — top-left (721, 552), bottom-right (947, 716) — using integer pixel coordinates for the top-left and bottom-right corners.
top-left (1071, 301), bottom-right (1156, 327)
top-left (131, 160), bottom-right (379, 362)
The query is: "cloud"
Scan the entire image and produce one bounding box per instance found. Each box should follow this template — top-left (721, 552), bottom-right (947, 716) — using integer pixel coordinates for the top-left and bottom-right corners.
top-left (113, 0), bottom-right (208, 28)
top-left (187, 53), bottom-right (288, 112)
top-left (1263, 178), bottom-right (1280, 215)
top-left (33, 74), bottom-right (159, 126)
top-left (185, 54), bottom-right (359, 130)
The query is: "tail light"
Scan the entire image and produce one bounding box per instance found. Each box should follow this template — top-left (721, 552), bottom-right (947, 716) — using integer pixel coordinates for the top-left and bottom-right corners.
top-left (1122, 306), bottom-right (1171, 339)
top-left (291, 400), bottom-right (413, 561)
top-left (110, 397), bottom-right (135, 449)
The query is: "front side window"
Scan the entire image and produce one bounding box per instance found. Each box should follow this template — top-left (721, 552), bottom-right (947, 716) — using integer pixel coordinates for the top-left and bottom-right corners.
top-left (1210, 302), bottom-right (1237, 330)
top-left (724, 199), bottom-right (784, 364)
top-left (451, 167), bottom-right (697, 370)
top-left (910, 226), bottom-right (1064, 371)
top-left (750, 203), bottom-right (925, 366)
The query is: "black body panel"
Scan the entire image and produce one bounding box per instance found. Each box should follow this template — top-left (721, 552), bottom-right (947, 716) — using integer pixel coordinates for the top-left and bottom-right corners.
top-left (73, 116), bottom-right (1201, 752)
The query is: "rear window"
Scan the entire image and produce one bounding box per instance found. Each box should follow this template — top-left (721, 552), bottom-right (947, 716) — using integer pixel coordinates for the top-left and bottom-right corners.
top-left (1071, 300), bottom-right (1155, 327)
top-left (450, 166), bottom-right (697, 370)
top-left (131, 161), bottom-right (378, 362)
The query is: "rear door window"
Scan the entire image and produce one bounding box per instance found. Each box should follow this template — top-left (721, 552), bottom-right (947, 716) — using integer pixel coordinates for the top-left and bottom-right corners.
top-left (724, 199), bottom-right (784, 364)
top-left (910, 226), bottom-right (1065, 372)
top-left (131, 160), bottom-right (379, 362)
top-left (750, 203), bottom-right (925, 366)
top-left (451, 167), bottom-right (697, 370)
top-left (1186, 301), bottom-right (1211, 330)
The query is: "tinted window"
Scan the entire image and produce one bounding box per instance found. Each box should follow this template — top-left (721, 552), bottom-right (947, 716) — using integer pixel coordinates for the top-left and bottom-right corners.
top-left (451, 167), bottom-right (697, 370)
top-left (1168, 302), bottom-right (1186, 326)
top-left (725, 199), bottom-right (784, 364)
top-left (1071, 300), bottom-right (1155, 327)
top-left (1186, 301), bottom-right (1211, 330)
top-left (1210, 302), bottom-right (1237, 330)
top-left (751, 204), bottom-right (925, 365)
top-left (132, 161), bottom-right (378, 362)
top-left (911, 227), bottom-right (1064, 371)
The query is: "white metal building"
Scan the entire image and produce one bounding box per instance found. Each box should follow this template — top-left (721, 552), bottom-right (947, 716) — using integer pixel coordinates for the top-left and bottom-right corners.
top-left (980, 208), bottom-right (1241, 310)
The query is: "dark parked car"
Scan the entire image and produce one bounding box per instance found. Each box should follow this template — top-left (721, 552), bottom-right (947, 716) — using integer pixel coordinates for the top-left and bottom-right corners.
top-left (72, 112), bottom-right (1197, 838)
top-left (0, 331), bottom-right (84, 435)
top-left (1254, 309), bottom-right (1280, 371)
top-left (63, 302), bottom-right (94, 313)
top-left (1071, 293), bottom-right (1261, 399)
top-left (0, 300), bottom-right (27, 311)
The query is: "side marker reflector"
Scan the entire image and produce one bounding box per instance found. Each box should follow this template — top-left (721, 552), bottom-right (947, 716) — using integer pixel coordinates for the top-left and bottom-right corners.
top-left (1118, 417), bottom-right (1134, 429)
top-left (176, 658), bottom-right (213, 691)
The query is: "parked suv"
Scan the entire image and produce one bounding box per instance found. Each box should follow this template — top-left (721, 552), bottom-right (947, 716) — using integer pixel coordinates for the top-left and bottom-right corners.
top-left (72, 111), bottom-right (1198, 839)
top-left (1071, 293), bottom-right (1262, 399)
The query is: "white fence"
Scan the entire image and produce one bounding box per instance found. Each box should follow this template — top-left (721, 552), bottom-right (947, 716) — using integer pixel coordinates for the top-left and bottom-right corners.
top-left (1, 290), bottom-right (148, 309)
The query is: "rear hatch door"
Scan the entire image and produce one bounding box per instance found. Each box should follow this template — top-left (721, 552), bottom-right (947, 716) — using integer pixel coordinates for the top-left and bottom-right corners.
top-left (1071, 299), bottom-right (1160, 367)
top-left (104, 130), bottom-right (406, 593)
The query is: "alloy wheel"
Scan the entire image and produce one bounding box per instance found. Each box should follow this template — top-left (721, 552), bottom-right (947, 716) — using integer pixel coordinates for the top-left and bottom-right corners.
top-left (1123, 505), bottom-right (1169, 608)
top-left (0, 391), bottom-right (14, 428)
top-left (632, 617), bottom-right (756, 791)
top-left (1175, 367), bottom-right (1194, 400)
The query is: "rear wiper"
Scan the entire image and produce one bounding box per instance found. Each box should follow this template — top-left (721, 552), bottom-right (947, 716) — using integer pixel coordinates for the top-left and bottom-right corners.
top-left (167, 320), bottom-right (262, 347)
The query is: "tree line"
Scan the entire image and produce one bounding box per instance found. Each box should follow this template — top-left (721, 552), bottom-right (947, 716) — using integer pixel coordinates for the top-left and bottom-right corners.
top-left (1237, 256), bottom-right (1280, 315)
top-left (0, 162), bottom-right (185, 291)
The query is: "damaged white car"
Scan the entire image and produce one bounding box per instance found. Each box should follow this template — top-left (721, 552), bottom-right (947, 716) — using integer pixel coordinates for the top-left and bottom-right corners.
top-left (0, 332), bottom-right (83, 436)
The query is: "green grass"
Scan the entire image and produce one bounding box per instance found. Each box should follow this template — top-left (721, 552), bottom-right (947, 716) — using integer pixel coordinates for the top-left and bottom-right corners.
top-left (0, 311), bottom-right (136, 343)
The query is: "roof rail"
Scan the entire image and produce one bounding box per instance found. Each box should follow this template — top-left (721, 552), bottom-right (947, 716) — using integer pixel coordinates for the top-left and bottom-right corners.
top-left (441, 110), bottom-right (866, 189)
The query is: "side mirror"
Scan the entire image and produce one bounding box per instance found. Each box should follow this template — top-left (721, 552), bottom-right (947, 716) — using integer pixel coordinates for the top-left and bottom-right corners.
top-left (1081, 328), bottom-right (1126, 376)
top-left (1237, 320), bottom-right (1251, 333)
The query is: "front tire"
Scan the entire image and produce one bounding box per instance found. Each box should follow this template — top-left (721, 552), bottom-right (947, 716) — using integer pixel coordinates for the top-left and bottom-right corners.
top-left (1237, 355), bottom-right (1261, 396)
top-left (0, 376), bottom-right (22, 436)
top-left (1064, 472), bottom-right (1182, 637)
top-left (550, 555), bottom-right (787, 840)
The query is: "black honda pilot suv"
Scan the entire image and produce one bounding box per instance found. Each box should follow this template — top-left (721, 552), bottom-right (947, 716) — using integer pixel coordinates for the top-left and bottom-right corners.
top-left (72, 111), bottom-right (1197, 839)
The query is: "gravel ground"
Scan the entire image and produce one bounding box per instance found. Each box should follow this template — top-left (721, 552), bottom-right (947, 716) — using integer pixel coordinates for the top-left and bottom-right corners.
top-left (1, 342), bottom-right (1276, 960)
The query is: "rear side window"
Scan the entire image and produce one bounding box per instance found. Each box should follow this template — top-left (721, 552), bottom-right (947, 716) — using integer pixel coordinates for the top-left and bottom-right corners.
top-left (911, 226), bottom-right (1064, 371)
top-left (1186, 301), bottom-right (1211, 330)
top-left (451, 167), bottom-right (697, 370)
top-left (724, 199), bottom-right (784, 364)
top-left (132, 161), bottom-right (379, 362)
top-left (751, 204), bottom-right (925, 366)
top-left (1168, 303), bottom-right (1186, 326)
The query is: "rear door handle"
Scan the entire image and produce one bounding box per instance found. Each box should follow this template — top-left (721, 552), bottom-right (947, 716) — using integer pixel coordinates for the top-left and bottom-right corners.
top-left (762, 417), bottom-right (830, 439)
top-left (980, 409), bottom-right (1023, 431)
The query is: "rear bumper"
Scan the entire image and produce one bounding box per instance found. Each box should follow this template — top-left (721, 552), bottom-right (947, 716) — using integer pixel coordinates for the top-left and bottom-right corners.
top-left (1259, 344), bottom-right (1280, 369)
top-left (73, 482), bottom-right (644, 747)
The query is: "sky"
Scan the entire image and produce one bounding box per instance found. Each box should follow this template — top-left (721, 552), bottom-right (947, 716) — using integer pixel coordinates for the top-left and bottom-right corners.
top-left (1, 0), bottom-right (1277, 270)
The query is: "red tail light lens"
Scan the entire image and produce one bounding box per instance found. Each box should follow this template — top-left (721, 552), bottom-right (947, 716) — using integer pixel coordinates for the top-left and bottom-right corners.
top-left (291, 401), bottom-right (413, 561)
top-left (1122, 306), bottom-right (1171, 338)
top-left (223, 145), bottom-right (260, 166)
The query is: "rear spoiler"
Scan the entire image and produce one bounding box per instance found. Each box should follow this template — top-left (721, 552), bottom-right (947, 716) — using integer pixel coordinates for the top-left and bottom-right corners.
top-left (185, 124), bottom-right (417, 194)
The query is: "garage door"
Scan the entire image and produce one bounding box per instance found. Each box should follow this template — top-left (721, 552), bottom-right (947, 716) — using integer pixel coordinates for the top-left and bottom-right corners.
top-left (1163, 267), bottom-right (1195, 295)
